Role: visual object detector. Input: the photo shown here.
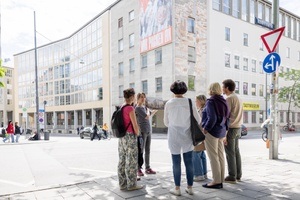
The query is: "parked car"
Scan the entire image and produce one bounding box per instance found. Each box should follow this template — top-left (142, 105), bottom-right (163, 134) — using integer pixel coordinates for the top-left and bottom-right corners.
top-left (79, 127), bottom-right (104, 139)
top-left (240, 124), bottom-right (248, 137)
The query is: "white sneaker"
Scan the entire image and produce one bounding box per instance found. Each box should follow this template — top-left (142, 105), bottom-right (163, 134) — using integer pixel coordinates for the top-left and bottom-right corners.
top-left (194, 175), bottom-right (205, 182)
top-left (185, 187), bottom-right (194, 195)
top-left (169, 188), bottom-right (181, 196)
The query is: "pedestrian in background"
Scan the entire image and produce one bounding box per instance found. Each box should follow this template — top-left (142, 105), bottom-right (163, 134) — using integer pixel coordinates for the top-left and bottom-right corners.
top-left (3, 121), bottom-right (14, 143)
top-left (14, 122), bottom-right (22, 143)
top-left (202, 82), bottom-right (229, 189)
top-left (222, 79), bottom-right (243, 183)
top-left (91, 122), bottom-right (101, 141)
top-left (135, 92), bottom-right (156, 177)
top-left (193, 94), bottom-right (208, 182)
top-left (118, 88), bottom-right (143, 191)
top-left (102, 123), bottom-right (109, 138)
top-left (164, 81), bottom-right (200, 196)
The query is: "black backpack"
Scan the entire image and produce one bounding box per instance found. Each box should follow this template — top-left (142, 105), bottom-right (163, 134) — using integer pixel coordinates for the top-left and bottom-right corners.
top-left (111, 105), bottom-right (132, 138)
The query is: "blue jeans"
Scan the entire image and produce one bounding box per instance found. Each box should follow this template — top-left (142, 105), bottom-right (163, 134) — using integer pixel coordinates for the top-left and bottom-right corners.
top-left (3, 134), bottom-right (14, 143)
top-left (193, 151), bottom-right (207, 176)
top-left (171, 151), bottom-right (193, 187)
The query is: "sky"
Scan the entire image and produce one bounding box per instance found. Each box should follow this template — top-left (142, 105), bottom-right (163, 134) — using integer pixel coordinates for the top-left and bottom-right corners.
top-left (1, 0), bottom-right (300, 67)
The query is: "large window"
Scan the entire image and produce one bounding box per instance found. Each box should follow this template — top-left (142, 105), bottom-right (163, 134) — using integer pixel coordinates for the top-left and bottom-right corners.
top-left (250, 0), bottom-right (255, 23)
top-left (243, 111), bottom-right (249, 123)
top-left (225, 27), bottom-right (230, 41)
top-left (213, 0), bottom-right (221, 11)
top-left (155, 49), bottom-right (162, 64)
top-left (265, 6), bottom-right (271, 22)
top-left (129, 58), bottom-right (135, 72)
top-left (129, 34), bottom-right (135, 48)
top-left (141, 54), bottom-right (147, 68)
top-left (243, 82), bottom-right (248, 95)
top-left (232, 0), bottom-right (240, 18)
top-left (156, 77), bottom-right (162, 92)
top-left (258, 2), bottom-right (263, 19)
top-left (118, 39), bottom-right (123, 52)
top-left (252, 111), bottom-right (257, 123)
top-left (142, 80), bottom-right (148, 94)
top-left (223, 0), bottom-right (230, 14)
top-left (243, 58), bottom-right (248, 71)
top-left (188, 46), bottom-right (196, 62)
top-left (187, 17), bottom-right (195, 33)
top-left (235, 81), bottom-right (240, 94)
top-left (188, 75), bottom-right (195, 91)
top-left (234, 55), bottom-right (240, 69)
top-left (225, 53), bottom-right (230, 67)
top-left (241, 0), bottom-right (248, 21)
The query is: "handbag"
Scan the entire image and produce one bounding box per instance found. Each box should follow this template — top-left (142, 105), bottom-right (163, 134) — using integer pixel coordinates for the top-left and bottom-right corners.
top-left (188, 98), bottom-right (205, 146)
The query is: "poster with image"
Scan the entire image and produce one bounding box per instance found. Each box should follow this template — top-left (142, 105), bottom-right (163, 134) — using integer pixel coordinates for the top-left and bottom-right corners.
top-left (140, 0), bottom-right (172, 53)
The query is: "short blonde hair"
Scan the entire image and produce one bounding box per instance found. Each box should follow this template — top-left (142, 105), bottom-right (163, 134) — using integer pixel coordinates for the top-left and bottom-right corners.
top-left (209, 82), bottom-right (222, 95)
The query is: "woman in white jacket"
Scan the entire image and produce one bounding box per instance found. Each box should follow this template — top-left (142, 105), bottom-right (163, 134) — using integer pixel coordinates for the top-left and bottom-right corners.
top-left (164, 80), bottom-right (200, 196)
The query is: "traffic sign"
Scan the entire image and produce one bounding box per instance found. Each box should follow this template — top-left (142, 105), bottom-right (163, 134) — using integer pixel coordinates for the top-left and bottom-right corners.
top-left (261, 27), bottom-right (285, 53)
top-left (263, 53), bottom-right (281, 73)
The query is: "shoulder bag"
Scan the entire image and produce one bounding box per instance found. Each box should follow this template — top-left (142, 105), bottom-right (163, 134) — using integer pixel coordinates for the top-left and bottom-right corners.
top-left (188, 98), bottom-right (205, 146)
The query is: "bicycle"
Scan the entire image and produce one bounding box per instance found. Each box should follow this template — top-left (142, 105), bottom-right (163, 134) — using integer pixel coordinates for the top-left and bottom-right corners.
top-left (282, 123), bottom-right (296, 132)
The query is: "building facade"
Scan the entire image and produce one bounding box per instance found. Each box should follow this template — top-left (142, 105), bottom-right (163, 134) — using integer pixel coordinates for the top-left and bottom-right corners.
top-left (13, 0), bottom-right (300, 133)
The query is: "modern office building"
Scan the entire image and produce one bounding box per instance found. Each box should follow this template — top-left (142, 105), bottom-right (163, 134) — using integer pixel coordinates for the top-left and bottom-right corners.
top-left (0, 66), bottom-right (14, 126)
top-left (14, 0), bottom-right (300, 133)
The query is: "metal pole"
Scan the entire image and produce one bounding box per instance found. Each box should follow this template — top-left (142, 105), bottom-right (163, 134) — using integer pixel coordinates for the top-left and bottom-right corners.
top-left (269, 0), bottom-right (279, 159)
top-left (265, 73), bottom-right (268, 120)
top-left (34, 11), bottom-right (40, 139)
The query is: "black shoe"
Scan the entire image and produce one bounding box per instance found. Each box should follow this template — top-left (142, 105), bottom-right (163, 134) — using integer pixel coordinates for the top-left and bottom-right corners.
top-left (202, 183), bottom-right (223, 189)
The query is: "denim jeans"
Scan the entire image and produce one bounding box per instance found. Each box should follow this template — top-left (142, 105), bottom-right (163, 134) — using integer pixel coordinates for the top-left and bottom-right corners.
top-left (171, 151), bottom-right (193, 187)
top-left (225, 128), bottom-right (242, 179)
top-left (3, 134), bottom-right (14, 143)
top-left (193, 151), bottom-right (207, 176)
top-left (15, 134), bottom-right (21, 143)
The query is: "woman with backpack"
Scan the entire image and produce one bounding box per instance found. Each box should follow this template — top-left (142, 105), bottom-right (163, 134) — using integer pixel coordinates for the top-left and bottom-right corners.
top-left (118, 88), bottom-right (143, 191)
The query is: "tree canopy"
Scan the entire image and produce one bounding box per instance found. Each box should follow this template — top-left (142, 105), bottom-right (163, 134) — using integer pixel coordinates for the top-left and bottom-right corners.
top-left (0, 60), bottom-right (7, 87)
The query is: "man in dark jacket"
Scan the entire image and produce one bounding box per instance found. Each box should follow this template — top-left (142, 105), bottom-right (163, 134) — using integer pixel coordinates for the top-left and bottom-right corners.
top-left (91, 122), bottom-right (101, 141)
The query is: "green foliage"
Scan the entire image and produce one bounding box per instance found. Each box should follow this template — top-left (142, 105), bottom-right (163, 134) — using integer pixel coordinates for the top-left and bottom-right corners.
top-left (0, 60), bottom-right (7, 87)
top-left (278, 69), bottom-right (300, 108)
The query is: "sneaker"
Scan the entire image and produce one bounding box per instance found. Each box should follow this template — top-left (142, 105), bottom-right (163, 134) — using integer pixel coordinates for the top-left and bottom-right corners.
top-left (169, 188), bottom-right (181, 196)
top-left (185, 187), bottom-right (194, 195)
top-left (127, 185), bottom-right (143, 191)
top-left (194, 175), bottom-right (205, 182)
top-left (224, 176), bottom-right (237, 184)
top-left (137, 169), bottom-right (144, 176)
top-left (145, 168), bottom-right (156, 174)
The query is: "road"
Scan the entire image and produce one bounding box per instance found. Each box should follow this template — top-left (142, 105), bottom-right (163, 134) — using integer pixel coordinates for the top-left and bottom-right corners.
top-left (0, 130), bottom-right (299, 196)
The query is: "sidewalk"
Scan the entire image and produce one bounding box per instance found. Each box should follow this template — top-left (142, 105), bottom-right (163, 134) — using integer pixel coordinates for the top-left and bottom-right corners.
top-left (0, 133), bottom-right (299, 200)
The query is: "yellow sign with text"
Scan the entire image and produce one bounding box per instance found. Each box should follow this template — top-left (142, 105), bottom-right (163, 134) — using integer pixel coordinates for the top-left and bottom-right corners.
top-left (243, 102), bottom-right (260, 110)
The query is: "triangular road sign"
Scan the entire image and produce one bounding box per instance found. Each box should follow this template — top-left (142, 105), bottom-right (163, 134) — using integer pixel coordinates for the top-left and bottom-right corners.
top-left (261, 27), bottom-right (285, 53)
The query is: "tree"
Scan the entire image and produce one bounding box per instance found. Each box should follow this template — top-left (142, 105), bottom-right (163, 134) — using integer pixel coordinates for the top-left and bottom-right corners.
top-left (278, 69), bottom-right (300, 123)
top-left (0, 60), bottom-right (7, 87)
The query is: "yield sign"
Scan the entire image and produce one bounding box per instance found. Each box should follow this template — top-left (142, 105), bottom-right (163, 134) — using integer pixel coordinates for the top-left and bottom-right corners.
top-left (261, 27), bottom-right (285, 53)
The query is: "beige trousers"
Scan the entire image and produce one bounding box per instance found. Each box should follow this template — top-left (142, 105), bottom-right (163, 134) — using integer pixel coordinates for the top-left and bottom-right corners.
top-left (204, 133), bottom-right (225, 183)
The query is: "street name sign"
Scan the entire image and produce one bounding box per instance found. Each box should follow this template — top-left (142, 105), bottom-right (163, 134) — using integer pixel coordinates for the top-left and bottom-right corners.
top-left (263, 52), bottom-right (281, 73)
top-left (261, 27), bottom-right (285, 53)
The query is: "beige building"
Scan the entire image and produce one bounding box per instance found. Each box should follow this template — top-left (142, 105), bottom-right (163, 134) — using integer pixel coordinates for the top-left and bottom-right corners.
top-left (0, 66), bottom-right (14, 126)
top-left (13, 0), bottom-right (300, 133)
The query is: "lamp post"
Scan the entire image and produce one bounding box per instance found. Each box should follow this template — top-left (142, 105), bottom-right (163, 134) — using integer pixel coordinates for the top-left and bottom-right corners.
top-left (44, 100), bottom-right (47, 130)
top-left (34, 11), bottom-right (40, 139)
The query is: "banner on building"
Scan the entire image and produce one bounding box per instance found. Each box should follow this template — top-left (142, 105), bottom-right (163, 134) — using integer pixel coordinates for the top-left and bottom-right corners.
top-left (243, 102), bottom-right (260, 111)
top-left (140, 0), bottom-right (172, 53)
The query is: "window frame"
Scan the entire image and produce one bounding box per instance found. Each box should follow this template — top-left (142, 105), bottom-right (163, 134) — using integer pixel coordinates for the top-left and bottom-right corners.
top-left (156, 77), bottom-right (163, 92)
top-left (129, 10), bottom-right (135, 21)
top-left (188, 46), bottom-right (196, 63)
top-left (187, 17), bottom-right (195, 33)
top-left (155, 49), bottom-right (162, 64)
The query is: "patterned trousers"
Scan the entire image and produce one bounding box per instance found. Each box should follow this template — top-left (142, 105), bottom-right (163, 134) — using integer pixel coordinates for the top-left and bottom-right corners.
top-left (118, 132), bottom-right (138, 189)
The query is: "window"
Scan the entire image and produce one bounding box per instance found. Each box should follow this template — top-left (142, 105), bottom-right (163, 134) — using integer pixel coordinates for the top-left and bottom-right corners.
top-left (129, 34), bottom-right (135, 48)
top-left (259, 84), bottom-right (264, 97)
top-left (188, 46), bottom-right (196, 62)
top-left (98, 87), bottom-right (103, 100)
top-left (235, 81), bottom-right (240, 94)
top-left (118, 39), bottom-right (123, 52)
top-left (225, 27), bottom-right (230, 41)
top-left (232, 0), bottom-right (240, 18)
top-left (7, 99), bottom-right (12, 105)
top-left (243, 33), bottom-right (248, 46)
top-left (213, 0), bottom-right (221, 10)
top-left (241, 0), bottom-right (248, 21)
top-left (118, 62), bottom-right (124, 76)
top-left (225, 53), bottom-right (230, 67)
top-left (250, 0), bottom-right (255, 23)
top-left (265, 6), bottom-right (271, 22)
top-left (187, 17), bottom-right (195, 33)
top-left (129, 10), bottom-right (134, 21)
top-left (129, 58), bottom-right (135, 72)
top-left (258, 2), bottom-right (263, 19)
top-left (251, 83), bottom-right (256, 96)
top-left (129, 83), bottom-right (135, 89)
top-left (234, 55), bottom-right (240, 69)
top-left (141, 54), bottom-right (147, 68)
top-left (286, 47), bottom-right (290, 58)
top-left (142, 80), bottom-right (148, 94)
top-left (251, 59), bottom-right (256, 72)
top-left (243, 111), bottom-right (249, 123)
top-left (118, 17), bottom-right (123, 28)
top-left (119, 85), bottom-right (124, 98)
top-left (243, 58), bottom-right (248, 71)
top-left (155, 49), bottom-right (162, 64)
top-left (188, 75), bottom-right (195, 90)
top-left (252, 111), bottom-right (257, 123)
top-left (156, 77), bottom-right (162, 92)
top-left (223, 0), bottom-right (230, 14)
top-left (259, 61), bottom-right (263, 73)
top-left (280, 112), bottom-right (285, 123)
top-left (243, 82), bottom-right (248, 95)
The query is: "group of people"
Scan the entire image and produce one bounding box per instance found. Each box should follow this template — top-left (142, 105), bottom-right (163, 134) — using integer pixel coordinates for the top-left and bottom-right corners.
top-left (2, 121), bottom-right (22, 143)
top-left (91, 122), bottom-right (109, 141)
top-left (117, 89), bottom-right (157, 191)
top-left (117, 79), bottom-right (243, 196)
top-left (163, 79), bottom-right (243, 195)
